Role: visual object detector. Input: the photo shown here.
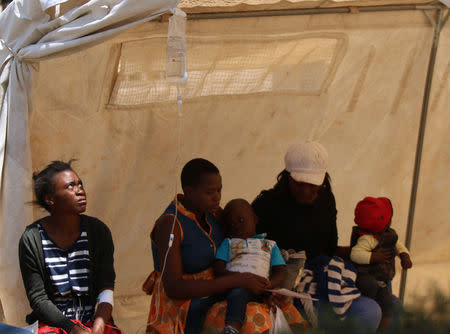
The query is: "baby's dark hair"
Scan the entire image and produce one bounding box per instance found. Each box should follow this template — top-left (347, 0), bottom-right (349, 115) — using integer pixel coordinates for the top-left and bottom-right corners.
top-left (222, 198), bottom-right (255, 224)
top-left (33, 160), bottom-right (75, 212)
top-left (181, 158), bottom-right (219, 189)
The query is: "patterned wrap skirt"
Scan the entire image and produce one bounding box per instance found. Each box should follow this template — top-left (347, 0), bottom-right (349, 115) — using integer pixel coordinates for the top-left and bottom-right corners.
top-left (143, 268), bottom-right (308, 333)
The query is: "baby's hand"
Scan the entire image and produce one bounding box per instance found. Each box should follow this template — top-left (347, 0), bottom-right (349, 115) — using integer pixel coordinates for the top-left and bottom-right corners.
top-left (211, 206), bottom-right (224, 220)
top-left (399, 253), bottom-right (412, 269)
top-left (370, 248), bottom-right (391, 264)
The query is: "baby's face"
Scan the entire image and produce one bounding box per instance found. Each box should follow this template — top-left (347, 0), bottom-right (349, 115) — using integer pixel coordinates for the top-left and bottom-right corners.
top-left (227, 206), bottom-right (257, 239)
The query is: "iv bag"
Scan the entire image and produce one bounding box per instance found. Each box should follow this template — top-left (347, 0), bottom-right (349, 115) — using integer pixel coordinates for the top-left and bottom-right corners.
top-left (166, 8), bottom-right (188, 84)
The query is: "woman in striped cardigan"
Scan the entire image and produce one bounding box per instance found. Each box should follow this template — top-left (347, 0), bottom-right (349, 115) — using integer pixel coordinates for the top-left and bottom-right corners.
top-left (19, 161), bottom-right (120, 334)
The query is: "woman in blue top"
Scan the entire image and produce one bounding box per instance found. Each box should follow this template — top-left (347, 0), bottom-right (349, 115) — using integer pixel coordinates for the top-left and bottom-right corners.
top-left (145, 158), bottom-right (304, 333)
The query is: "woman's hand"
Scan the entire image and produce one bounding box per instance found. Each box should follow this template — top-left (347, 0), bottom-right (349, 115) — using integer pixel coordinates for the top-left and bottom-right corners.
top-left (91, 301), bottom-right (113, 334)
top-left (211, 206), bottom-right (224, 221)
top-left (69, 324), bottom-right (91, 334)
top-left (91, 318), bottom-right (105, 334)
top-left (265, 292), bottom-right (288, 312)
top-left (236, 273), bottom-right (270, 295)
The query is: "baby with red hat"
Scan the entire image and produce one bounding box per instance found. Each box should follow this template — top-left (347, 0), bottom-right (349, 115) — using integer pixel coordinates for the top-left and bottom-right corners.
top-left (350, 197), bottom-right (413, 330)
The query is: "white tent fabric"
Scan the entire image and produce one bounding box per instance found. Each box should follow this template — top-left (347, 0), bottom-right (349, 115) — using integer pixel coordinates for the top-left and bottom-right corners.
top-left (0, 0), bottom-right (178, 325)
top-left (0, 0), bottom-right (449, 332)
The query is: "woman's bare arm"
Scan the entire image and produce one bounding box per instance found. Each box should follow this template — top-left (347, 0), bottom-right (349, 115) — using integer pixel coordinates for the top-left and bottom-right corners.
top-left (213, 259), bottom-right (237, 277)
top-left (152, 215), bottom-right (269, 299)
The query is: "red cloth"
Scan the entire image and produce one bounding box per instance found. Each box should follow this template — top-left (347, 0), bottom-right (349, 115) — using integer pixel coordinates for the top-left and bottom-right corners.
top-left (354, 197), bottom-right (393, 234)
top-left (38, 320), bottom-right (122, 334)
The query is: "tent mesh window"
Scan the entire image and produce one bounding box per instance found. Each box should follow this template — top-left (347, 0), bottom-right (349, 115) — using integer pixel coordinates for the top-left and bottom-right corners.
top-left (108, 33), bottom-right (347, 107)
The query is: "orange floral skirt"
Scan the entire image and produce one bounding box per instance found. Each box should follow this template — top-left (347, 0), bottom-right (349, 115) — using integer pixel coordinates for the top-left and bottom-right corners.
top-left (143, 269), bottom-right (307, 333)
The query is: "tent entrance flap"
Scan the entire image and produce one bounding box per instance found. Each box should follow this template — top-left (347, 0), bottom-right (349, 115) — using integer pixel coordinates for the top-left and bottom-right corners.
top-left (0, 0), bottom-right (179, 326)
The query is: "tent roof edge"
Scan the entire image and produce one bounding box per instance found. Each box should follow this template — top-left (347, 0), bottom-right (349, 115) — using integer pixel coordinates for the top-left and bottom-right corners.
top-left (179, 0), bottom-right (438, 15)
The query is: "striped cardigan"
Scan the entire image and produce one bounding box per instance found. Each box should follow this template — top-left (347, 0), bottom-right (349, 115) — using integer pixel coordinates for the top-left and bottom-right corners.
top-left (297, 255), bottom-right (361, 327)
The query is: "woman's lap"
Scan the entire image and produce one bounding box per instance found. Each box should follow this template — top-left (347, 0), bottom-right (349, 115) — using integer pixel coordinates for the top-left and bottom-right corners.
top-left (389, 295), bottom-right (403, 331)
top-left (37, 321), bottom-right (122, 334)
top-left (293, 296), bottom-right (381, 333)
top-left (294, 295), bottom-right (398, 333)
top-left (348, 295), bottom-right (403, 333)
top-left (300, 294), bottom-right (402, 333)
top-left (147, 268), bottom-right (308, 333)
top-left (203, 300), bottom-right (307, 334)
top-left (185, 294), bottom-right (225, 333)
top-left (346, 295), bottom-right (382, 332)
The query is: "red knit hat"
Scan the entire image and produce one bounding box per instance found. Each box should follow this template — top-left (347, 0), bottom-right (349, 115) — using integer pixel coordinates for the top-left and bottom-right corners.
top-left (354, 197), bottom-right (393, 233)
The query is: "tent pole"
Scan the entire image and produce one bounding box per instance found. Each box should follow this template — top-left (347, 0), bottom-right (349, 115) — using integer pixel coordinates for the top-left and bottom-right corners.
top-left (399, 6), bottom-right (447, 302)
top-left (185, 4), bottom-right (440, 20)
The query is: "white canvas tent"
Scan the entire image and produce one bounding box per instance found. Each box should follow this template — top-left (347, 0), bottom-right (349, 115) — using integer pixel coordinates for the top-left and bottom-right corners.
top-left (1, 0), bottom-right (449, 332)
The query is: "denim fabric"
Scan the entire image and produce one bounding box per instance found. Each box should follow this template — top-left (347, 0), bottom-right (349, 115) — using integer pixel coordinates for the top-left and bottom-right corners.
top-left (388, 295), bottom-right (403, 332)
top-left (225, 288), bottom-right (261, 325)
top-left (346, 296), bottom-right (382, 333)
top-left (295, 295), bottom-right (382, 333)
top-left (185, 288), bottom-right (263, 333)
top-left (185, 294), bottom-right (224, 334)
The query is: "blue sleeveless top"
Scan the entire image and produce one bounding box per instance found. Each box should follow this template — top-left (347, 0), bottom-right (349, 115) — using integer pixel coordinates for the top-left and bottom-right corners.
top-left (152, 196), bottom-right (224, 274)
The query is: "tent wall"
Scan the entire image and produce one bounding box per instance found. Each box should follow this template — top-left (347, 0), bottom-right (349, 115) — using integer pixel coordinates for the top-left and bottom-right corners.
top-left (4, 6), bottom-right (448, 332)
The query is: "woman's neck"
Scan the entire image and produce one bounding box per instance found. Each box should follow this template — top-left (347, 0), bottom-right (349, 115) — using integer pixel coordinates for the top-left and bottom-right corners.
top-left (179, 197), bottom-right (206, 224)
top-left (44, 213), bottom-right (81, 235)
